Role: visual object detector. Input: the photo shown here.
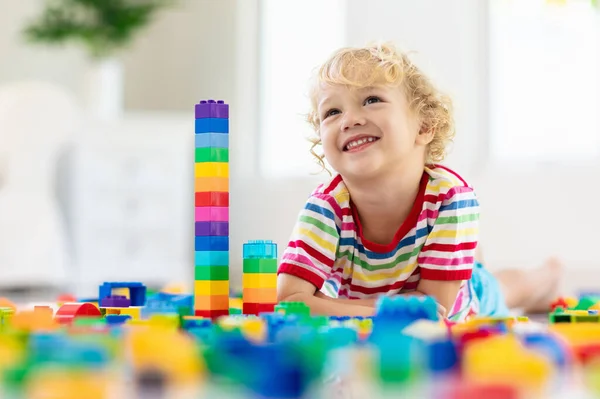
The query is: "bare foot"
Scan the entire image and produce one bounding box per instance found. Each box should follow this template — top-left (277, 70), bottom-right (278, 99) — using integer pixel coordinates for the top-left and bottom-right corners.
top-left (522, 257), bottom-right (564, 313)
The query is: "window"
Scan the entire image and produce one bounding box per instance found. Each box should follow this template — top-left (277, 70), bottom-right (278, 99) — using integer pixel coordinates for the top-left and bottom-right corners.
top-left (489, 0), bottom-right (600, 164)
top-left (258, 0), bottom-right (346, 177)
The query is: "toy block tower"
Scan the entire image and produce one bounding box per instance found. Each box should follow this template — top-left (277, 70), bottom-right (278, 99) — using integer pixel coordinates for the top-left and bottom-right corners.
top-left (242, 240), bottom-right (278, 315)
top-left (194, 99), bottom-right (230, 319)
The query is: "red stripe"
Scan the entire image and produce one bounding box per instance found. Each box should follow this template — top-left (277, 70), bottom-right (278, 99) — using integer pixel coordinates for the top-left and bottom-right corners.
top-left (323, 174), bottom-right (343, 194)
top-left (339, 277), bottom-right (410, 296)
top-left (287, 240), bottom-right (335, 268)
top-left (278, 262), bottom-right (325, 289)
top-left (419, 268), bottom-right (472, 281)
top-left (421, 242), bottom-right (477, 253)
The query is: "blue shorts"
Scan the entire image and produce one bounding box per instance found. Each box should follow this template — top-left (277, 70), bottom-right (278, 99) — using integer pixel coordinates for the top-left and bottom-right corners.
top-left (471, 262), bottom-right (511, 317)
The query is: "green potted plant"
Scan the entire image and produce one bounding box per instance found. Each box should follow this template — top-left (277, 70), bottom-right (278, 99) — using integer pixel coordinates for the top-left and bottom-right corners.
top-left (22, 0), bottom-right (174, 120)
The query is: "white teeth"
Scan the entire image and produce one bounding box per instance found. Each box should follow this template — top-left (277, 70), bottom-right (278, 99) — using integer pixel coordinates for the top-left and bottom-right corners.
top-left (346, 137), bottom-right (377, 150)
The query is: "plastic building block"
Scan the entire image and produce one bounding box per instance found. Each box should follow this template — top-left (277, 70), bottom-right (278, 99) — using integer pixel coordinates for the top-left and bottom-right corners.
top-left (194, 280), bottom-right (229, 296)
top-left (194, 309), bottom-right (229, 319)
top-left (243, 240), bottom-right (278, 259)
top-left (243, 303), bottom-right (276, 316)
top-left (195, 206), bottom-right (228, 222)
top-left (105, 314), bottom-right (131, 325)
top-left (194, 295), bottom-right (229, 310)
top-left (194, 132), bottom-right (229, 148)
top-left (427, 339), bottom-right (458, 373)
top-left (99, 282), bottom-right (146, 307)
top-left (100, 295), bottom-right (131, 308)
top-left (243, 273), bottom-right (277, 288)
top-left (194, 177), bottom-right (228, 192)
top-left (242, 288), bottom-right (277, 303)
top-left (195, 191), bottom-right (229, 207)
top-left (194, 236), bottom-right (229, 251)
top-left (243, 258), bottom-right (278, 273)
top-left (194, 162), bottom-right (229, 178)
top-left (195, 147), bottom-right (229, 163)
top-left (55, 303), bottom-right (102, 324)
top-left (275, 302), bottom-right (310, 317)
top-left (447, 383), bottom-right (520, 399)
top-left (373, 295), bottom-right (439, 330)
top-left (194, 265), bottom-right (229, 281)
top-left (195, 221), bottom-right (229, 236)
top-left (195, 118), bottom-right (229, 134)
top-left (195, 99), bottom-right (229, 119)
top-left (195, 251), bottom-right (229, 266)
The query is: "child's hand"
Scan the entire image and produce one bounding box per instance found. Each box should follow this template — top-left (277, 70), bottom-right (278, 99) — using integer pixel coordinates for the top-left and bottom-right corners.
top-left (436, 302), bottom-right (447, 320)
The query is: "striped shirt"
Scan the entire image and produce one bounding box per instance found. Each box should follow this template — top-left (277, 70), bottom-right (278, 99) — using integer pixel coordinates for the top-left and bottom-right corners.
top-left (278, 164), bottom-right (481, 321)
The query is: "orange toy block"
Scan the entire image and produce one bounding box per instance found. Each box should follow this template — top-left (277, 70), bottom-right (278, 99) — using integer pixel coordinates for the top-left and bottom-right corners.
top-left (194, 295), bottom-right (229, 310)
top-left (195, 177), bottom-right (228, 192)
top-left (242, 287), bottom-right (277, 304)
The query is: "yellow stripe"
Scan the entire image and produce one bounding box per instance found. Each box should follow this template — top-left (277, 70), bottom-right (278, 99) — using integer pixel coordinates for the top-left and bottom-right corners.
top-left (344, 261), bottom-right (419, 283)
top-left (195, 162), bottom-right (229, 178)
top-left (297, 227), bottom-right (336, 253)
top-left (426, 180), bottom-right (456, 193)
top-left (427, 228), bottom-right (478, 239)
top-left (243, 273), bottom-right (277, 289)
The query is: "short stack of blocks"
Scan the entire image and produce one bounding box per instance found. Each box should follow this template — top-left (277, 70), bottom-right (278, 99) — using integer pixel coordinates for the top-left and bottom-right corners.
top-left (194, 99), bottom-right (230, 319)
top-left (242, 240), bottom-right (278, 315)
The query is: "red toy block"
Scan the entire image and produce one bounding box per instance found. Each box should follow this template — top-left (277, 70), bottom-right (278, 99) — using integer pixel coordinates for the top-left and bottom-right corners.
top-left (194, 309), bottom-right (229, 319)
top-left (195, 191), bottom-right (229, 207)
top-left (55, 303), bottom-right (102, 324)
top-left (447, 383), bottom-right (519, 399)
top-left (550, 297), bottom-right (569, 312)
top-left (243, 302), bottom-right (276, 316)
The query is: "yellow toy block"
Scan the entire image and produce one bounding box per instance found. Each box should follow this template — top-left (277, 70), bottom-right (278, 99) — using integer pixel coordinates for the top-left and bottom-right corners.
top-left (194, 280), bottom-right (229, 296)
top-left (462, 335), bottom-right (554, 390)
top-left (195, 162), bottom-right (229, 178)
top-left (229, 297), bottom-right (243, 309)
top-left (242, 287), bottom-right (277, 304)
top-left (194, 294), bottom-right (229, 310)
top-left (119, 306), bottom-right (142, 320)
top-left (243, 273), bottom-right (277, 289)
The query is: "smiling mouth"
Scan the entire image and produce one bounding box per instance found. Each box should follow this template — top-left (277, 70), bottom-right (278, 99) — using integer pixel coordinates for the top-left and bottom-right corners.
top-left (343, 136), bottom-right (380, 152)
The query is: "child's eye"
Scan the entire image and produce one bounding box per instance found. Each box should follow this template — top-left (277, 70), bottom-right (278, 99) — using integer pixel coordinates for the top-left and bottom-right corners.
top-left (323, 109), bottom-right (340, 119)
top-left (364, 96), bottom-right (382, 105)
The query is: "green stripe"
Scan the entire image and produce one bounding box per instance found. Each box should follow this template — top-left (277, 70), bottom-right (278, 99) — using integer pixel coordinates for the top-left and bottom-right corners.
top-left (299, 215), bottom-right (338, 237)
top-left (435, 213), bottom-right (479, 224)
top-left (195, 266), bottom-right (229, 280)
top-left (243, 258), bottom-right (278, 273)
top-left (195, 147), bottom-right (229, 162)
top-left (336, 243), bottom-right (423, 272)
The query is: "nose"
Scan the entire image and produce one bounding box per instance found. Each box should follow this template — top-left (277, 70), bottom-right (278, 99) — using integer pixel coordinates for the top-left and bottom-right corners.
top-left (341, 108), bottom-right (366, 132)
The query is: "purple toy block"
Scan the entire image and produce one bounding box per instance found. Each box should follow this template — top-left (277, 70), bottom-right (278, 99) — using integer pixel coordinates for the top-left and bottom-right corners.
top-left (100, 295), bottom-right (131, 308)
top-left (195, 99), bottom-right (229, 119)
top-left (195, 221), bottom-right (229, 236)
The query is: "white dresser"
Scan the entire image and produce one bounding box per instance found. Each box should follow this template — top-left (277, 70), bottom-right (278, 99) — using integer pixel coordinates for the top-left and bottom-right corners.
top-left (70, 112), bottom-right (193, 297)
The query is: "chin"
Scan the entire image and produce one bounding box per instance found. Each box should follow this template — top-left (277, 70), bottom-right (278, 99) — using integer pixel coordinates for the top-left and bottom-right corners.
top-left (341, 161), bottom-right (385, 181)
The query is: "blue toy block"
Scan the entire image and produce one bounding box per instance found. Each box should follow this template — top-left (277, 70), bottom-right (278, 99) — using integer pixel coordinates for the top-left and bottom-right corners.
top-left (522, 332), bottom-right (571, 368)
top-left (195, 99), bottom-right (229, 119)
top-left (99, 282), bottom-right (147, 307)
top-left (195, 117), bottom-right (229, 134)
top-left (426, 339), bottom-right (458, 373)
top-left (195, 132), bottom-right (228, 148)
top-left (195, 236), bottom-right (229, 251)
top-left (195, 250), bottom-right (229, 266)
top-left (243, 240), bottom-right (278, 259)
top-left (105, 314), bottom-right (131, 325)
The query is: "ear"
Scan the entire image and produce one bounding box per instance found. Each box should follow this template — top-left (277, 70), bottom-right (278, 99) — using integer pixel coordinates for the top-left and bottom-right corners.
top-left (416, 122), bottom-right (435, 146)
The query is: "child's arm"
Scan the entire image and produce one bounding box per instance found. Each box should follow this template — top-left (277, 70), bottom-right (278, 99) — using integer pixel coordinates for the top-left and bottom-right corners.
top-left (277, 274), bottom-right (375, 317)
top-left (414, 280), bottom-right (462, 318)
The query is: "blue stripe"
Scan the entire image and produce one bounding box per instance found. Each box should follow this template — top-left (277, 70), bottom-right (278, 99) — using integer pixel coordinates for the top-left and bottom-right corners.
top-left (439, 199), bottom-right (478, 213)
top-left (325, 279), bottom-right (339, 293)
top-left (195, 118), bottom-right (229, 133)
top-left (304, 202), bottom-right (336, 221)
top-left (339, 226), bottom-right (428, 259)
top-left (195, 133), bottom-right (228, 148)
top-left (195, 236), bottom-right (229, 251)
top-left (195, 250), bottom-right (229, 266)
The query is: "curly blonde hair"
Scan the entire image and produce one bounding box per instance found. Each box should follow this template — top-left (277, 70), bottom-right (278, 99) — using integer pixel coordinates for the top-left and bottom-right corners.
top-left (306, 42), bottom-right (455, 173)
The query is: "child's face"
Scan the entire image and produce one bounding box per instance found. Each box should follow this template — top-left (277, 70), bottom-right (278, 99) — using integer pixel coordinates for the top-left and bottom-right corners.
top-left (316, 83), bottom-right (430, 180)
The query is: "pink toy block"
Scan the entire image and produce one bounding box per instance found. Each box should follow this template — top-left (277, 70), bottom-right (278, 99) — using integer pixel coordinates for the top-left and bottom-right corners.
top-left (195, 206), bottom-right (229, 222)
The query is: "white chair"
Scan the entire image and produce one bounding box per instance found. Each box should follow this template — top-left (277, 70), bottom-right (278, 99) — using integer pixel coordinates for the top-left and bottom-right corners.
top-left (0, 80), bottom-right (81, 294)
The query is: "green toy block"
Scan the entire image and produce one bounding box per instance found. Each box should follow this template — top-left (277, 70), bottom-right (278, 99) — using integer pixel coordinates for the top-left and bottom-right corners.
top-left (575, 296), bottom-right (600, 311)
top-left (242, 258), bottom-right (278, 274)
top-left (195, 147), bottom-right (229, 163)
top-left (275, 301), bottom-right (310, 317)
top-left (194, 266), bottom-right (229, 281)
